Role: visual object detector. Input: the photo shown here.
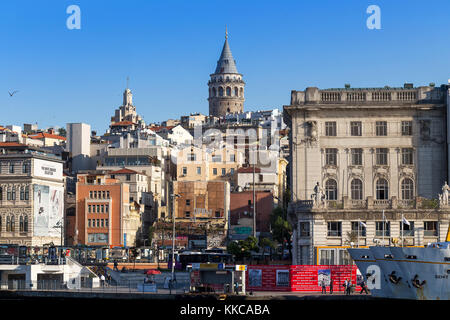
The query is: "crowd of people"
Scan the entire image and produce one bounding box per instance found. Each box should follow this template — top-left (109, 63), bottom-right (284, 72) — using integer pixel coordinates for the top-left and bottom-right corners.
top-left (320, 276), bottom-right (370, 295)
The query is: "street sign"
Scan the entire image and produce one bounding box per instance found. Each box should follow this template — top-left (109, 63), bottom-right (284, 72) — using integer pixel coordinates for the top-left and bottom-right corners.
top-left (235, 265), bottom-right (247, 271)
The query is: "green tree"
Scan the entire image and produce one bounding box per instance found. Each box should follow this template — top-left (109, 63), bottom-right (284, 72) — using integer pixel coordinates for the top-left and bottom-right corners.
top-left (227, 236), bottom-right (259, 261)
top-left (57, 127), bottom-right (67, 137)
top-left (259, 237), bottom-right (275, 260)
top-left (270, 207), bottom-right (292, 260)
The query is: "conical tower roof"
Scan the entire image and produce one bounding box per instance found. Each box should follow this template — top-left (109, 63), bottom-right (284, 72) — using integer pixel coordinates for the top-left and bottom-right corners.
top-left (214, 32), bottom-right (239, 74)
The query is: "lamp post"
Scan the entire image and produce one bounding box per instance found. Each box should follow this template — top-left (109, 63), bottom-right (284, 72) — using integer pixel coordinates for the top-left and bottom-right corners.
top-left (170, 193), bottom-right (181, 294)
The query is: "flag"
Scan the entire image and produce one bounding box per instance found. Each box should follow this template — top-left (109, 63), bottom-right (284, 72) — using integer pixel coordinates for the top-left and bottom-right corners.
top-left (359, 221), bottom-right (367, 228)
top-left (402, 216), bottom-right (410, 226)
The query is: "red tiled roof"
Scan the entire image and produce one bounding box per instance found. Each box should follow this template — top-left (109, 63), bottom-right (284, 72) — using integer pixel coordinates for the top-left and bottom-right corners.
top-left (148, 125), bottom-right (175, 132)
top-left (110, 168), bottom-right (139, 175)
top-left (0, 142), bottom-right (27, 147)
top-left (28, 132), bottom-right (66, 141)
top-left (237, 166), bottom-right (261, 173)
top-left (111, 121), bottom-right (134, 127)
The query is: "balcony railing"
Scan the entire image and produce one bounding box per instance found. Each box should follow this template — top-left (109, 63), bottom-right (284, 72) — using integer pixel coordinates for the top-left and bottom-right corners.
top-left (373, 199), bottom-right (390, 208)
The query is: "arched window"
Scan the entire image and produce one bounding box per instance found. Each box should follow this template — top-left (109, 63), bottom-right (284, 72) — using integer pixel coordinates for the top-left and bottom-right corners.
top-left (325, 179), bottom-right (338, 200)
top-left (10, 216), bottom-right (14, 232)
top-left (24, 186), bottom-right (29, 200)
top-left (11, 187), bottom-right (16, 201)
top-left (24, 216), bottom-right (28, 232)
top-left (401, 178), bottom-right (414, 200)
top-left (240, 87), bottom-right (243, 96)
top-left (20, 186), bottom-right (24, 200)
top-left (226, 87), bottom-right (231, 96)
top-left (234, 87), bottom-right (239, 97)
top-left (351, 179), bottom-right (363, 200)
top-left (219, 87), bottom-right (224, 97)
top-left (212, 87), bottom-right (216, 97)
top-left (19, 216), bottom-right (23, 232)
top-left (376, 178), bottom-right (389, 200)
top-left (6, 216), bottom-right (10, 232)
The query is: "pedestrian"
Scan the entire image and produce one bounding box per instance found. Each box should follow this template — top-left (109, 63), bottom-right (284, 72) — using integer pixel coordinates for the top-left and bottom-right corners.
top-left (347, 279), bottom-right (352, 295)
top-left (329, 277), bottom-right (333, 294)
top-left (100, 274), bottom-right (105, 287)
top-left (343, 279), bottom-right (348, 294)
top-left (360, 280), bottom-right (369, 294)
top-left (321, 280), bottom-right (326, 294)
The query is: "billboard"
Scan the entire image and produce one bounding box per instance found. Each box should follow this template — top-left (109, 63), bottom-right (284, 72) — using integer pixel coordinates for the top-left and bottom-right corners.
top-left (33, 185), bottom-right (64, 237)
top-left (33, 158), bottom-right (63, 180)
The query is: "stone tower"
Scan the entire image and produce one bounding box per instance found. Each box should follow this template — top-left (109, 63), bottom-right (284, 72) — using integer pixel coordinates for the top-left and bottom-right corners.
top-left (208, 29), bottom-right (245, 117)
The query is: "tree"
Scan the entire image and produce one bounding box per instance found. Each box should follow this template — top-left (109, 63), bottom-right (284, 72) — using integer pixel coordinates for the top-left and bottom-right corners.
top-left (226, 236), bottom-right (259, 261)
top-left (270, 207), bottom-right (292, 260)
top-left (259, 237), bottom-right (275, 260)
top-left (57, 127), bottom-right (67, 137)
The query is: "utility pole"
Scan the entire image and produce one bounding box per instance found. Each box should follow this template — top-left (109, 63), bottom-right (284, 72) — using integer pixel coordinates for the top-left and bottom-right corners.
top-left (170, 193), bottom-right (181, 294)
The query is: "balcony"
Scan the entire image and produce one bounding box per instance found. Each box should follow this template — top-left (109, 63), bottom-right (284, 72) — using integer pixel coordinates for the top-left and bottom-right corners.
top-left (290, 196), bottom-right (419, 211)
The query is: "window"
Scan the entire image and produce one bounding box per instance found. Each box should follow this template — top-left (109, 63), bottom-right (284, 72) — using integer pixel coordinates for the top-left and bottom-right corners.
top-left (19, 216), bottom-right (23, 232)
top-left (351, 221), bottom-right (366, 236)
top-left (23, 216), bottom-right (28, 232)
top-left (402, 121), bottom-right (412, 136)
top-left (93, 191), bottom-right (97, 199)
top-left (22, 162), bottom-right (30, 174)
top-left (186, 199), bottom-right (191, 206)
top-left (188, 153), bottom-right (196, 161)
top-left (102, 191), bottom-right (106, 199)
top-left (7, 188), bottom-right (11, 201)
top-left (325, 148), bottom-right (338, 165)
top-left (376, 221), bottom-right (390, 236)
top-left (376, 148), bottom-right (388, 165)
top-left (325, 179), bottom-right (337, 200)
top-left (424, 221), bottom-right (438, 237)
top-left (10, 216), bottom-right (14, 232)
top-left (229, 154), bottom-right (236, 162)
top-left (325, 122), bottom-right (337, 136)
top-left (376, 121), bottom-right (387, 136)
top-left (11, 187), bottom-right (16, 201)
top-left (88, 205), bottom-right (92, 213)
top-left (215, 211), bottom-right (221, 218)
top-left (402, 148), bottom-right (413, 165)
top-left (350, 121), bottom-right (362, 136)
top-left (20, 187), bottom-right (24, 200)
top-left (401, 178), bottom-right (414, 200)
top-left (212, 155), bottom-right (222, 162)
top-left (213, 168), bottom-right (217, 175)
top-left (351, 179), bottom-right (363, 200)
top-left (126, 174), bottom-right (131, 181)
top-left (182, 167), bottom-right (187, 175)
top-left (101, 205), bottom-right (104, 213)
top-left (105, 219), bottom-right (109, 227)
top-left (90, 191), bottom-right (93, 199)
top-left (221, 168), bottom-right (226, 176)
top-left (106, 191), bottom-right (110, 198)
top-left (327, 222), bottom-right (342, 237)
top-left (0, 187), bottom-right (2, 201)
top-left (319, 249), bottom-right (335, 265)
top-left (230, 168), bottom-right (235, 175)
top-left (401, 221), bottom-right (414, 237)
top-left (24, 186), bottom-right (29, 200)
top-left (351, 148), bottom-right (363, 165)
top-left (185, 211), bottom-right (190, 218)
top-left (101, 219), bottom-right (104, 228)
top-left (9, 162), bottom-right (14, 174)
top-left (376, 178), bottom-right (389, 200)
top-left (299, 222), bottom-right (310, 237)
top-left (105, 205), bottom-right (109, 213)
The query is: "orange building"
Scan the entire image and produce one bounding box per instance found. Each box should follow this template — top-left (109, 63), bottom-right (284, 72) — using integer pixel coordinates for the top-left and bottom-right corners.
top-left (75, 172), bottom-right (130, 247)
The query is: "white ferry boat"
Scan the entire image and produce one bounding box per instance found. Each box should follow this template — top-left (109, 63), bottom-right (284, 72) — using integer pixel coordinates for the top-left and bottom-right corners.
top-left (348, 242), bottom-right (450, 300)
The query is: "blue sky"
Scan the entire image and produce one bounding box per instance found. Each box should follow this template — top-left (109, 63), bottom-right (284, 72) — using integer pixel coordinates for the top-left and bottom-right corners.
top-left (1, 0), bottom-right (449, 134)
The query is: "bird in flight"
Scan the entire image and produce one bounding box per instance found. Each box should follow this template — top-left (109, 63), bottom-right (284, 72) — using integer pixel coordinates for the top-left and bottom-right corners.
top-left (8, 90), bottom-right (19, 97)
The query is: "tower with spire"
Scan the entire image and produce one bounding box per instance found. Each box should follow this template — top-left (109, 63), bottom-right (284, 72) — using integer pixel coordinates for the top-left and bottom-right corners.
top-left (208, 28), bottom-right (245, 117)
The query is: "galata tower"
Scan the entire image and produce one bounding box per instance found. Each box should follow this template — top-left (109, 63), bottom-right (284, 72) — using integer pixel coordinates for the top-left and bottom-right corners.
top-left (208, 29), bottom-right (245, 117)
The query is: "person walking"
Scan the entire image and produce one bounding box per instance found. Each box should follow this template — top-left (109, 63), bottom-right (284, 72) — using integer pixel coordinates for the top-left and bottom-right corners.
top-left (346, 279), bottom-right (352, 295)
top-left (100, 274), bottom-right (105, 287)
top-left (343, 279), bottom-right (348, 294)
top-left (329, 277), bottom-right (333, 294)
top-left (360, 280), bottom-right (369, 294)
top-left (321, 280), bottom-right (327, 294)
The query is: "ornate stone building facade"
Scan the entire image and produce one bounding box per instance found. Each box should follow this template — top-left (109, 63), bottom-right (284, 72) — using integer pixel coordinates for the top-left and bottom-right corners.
top-left (284, 84), bottom-right (450, 265)
top-left (208, 31), bottom-right (245, 117)
top-left (0, 143), bottom-right (65, 246)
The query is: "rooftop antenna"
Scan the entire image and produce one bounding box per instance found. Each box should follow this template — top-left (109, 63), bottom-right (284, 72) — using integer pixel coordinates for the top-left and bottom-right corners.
top-left (225, 25), bottom-right (228, 40)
